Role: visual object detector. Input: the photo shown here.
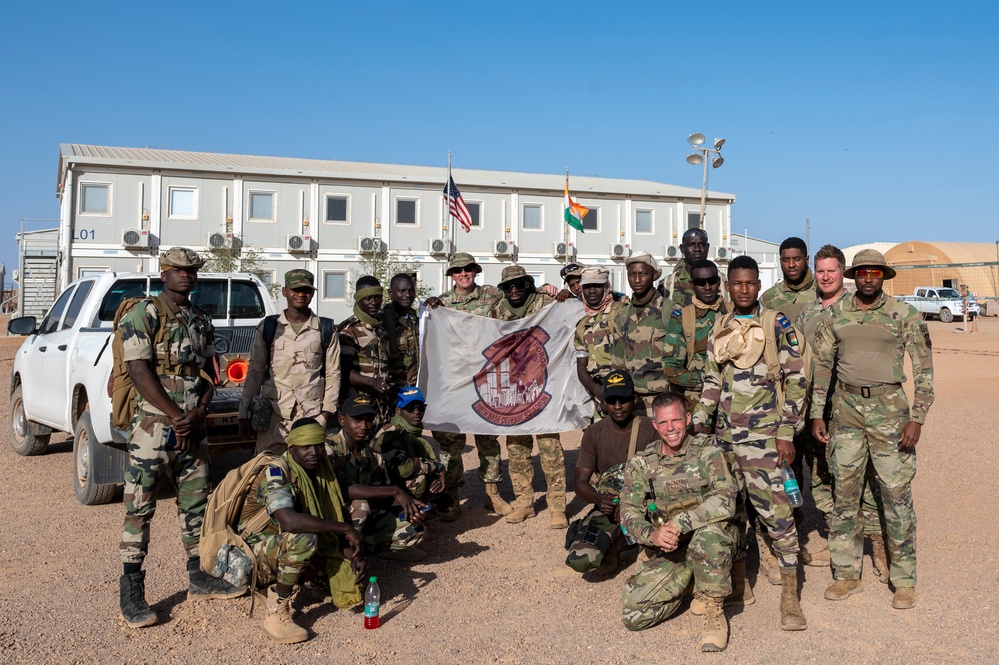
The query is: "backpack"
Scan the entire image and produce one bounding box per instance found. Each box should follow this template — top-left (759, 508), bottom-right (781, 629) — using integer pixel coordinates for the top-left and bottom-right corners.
top-left (199, 452), bottom-right (290, 614)
top-left (261, 314), bottom-right (336, 373)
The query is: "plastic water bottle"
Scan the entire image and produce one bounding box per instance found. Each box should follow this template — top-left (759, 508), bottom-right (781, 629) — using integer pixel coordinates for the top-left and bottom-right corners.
top-left (647, 502), bottom-right (667, 526)
top-left (620, 525), bottom-right (636, 546)
top-left (780, 463), bottom-right (804, 508)
top-left (363, 576), bottom-right (380, 629)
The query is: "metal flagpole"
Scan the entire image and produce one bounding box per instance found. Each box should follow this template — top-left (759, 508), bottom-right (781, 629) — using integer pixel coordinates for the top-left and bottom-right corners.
top-left (448, 151), bottom-right (455, 256)
top-left (564, 167), bottom-right (570, 271)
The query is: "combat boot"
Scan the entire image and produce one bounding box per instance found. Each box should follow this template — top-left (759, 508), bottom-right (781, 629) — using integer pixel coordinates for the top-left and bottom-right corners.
top-left (505, 491), bottom-right (536, 523)
top-left (699, 595), bottom-right (729, 652)
top-left (824, 578), bottom-right (862, 600)
top-left (801, 542), bottom-right (831, 567)
top-left (119, 570), bottom-right (157, 628)
top-left (483, 483), bottom-right (513, 516)
top-left (548, 486), bottom-right (567, 529)
top-left (690, 559), bottom-right (754, 615)
top-left (870, 534), bottom-right (890, 584)
top-left (262, 585), bottom-right (308, 644)
top-left (779, 570), bottom-right (807, 631)
top-left (756, 530), bottom-right (782, 585)
top-left (440, 488), bottom-right (461, 523)
top-left (550, 511), bottom-right (568, 529)
top-left (892, 586), bottom-right (916, 609)
top-left (187, 556), bottom-right (247, 600)
top-left (592, 534), bottom-right (622, 575)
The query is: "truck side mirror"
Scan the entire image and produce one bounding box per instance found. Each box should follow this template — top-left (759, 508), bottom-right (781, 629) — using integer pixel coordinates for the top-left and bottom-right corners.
top-left (7, 316), bottom-right (37, 336)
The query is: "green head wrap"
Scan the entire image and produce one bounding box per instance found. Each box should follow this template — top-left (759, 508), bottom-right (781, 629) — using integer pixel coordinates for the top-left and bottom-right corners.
top-left (354, 285), bottom-right (383, 302)
top-left (285, 422), bottom-right (326, 447)
top-left (353, 285), bottom-right (383, 327)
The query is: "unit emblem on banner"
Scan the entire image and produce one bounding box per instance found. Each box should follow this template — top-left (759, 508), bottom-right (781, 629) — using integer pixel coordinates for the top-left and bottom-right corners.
top-left (472, 326), bottom-right (552, 426)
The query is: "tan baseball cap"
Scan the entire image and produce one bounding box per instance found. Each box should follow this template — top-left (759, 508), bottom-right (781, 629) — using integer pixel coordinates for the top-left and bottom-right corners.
top-left (580, 267), bottom-right (609, 287)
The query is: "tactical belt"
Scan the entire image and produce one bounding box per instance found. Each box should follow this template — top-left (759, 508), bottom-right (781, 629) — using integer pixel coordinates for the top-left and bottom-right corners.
top-left (839, 382), bottom-right (902, 398)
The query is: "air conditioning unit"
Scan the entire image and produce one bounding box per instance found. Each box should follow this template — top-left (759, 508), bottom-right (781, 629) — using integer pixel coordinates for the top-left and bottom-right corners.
top-left (715, 247), bottom-right (730, 260)
top-left (286, 234), bottom-right (313, 253)
top-left (553, 241), bottom-right (576, 260)
top-left (428, 238), bottom-right (453, 257)
top-left (665, 245), bottom-right (681, 260)
top-left (358, 236), bottom-right (383, 255)
top-left (206, 232), bottom-right (233, 249)
top-left (122, 228), bottom-right (150, 249)
top-left (610, 243), bottom-right (631, 260)
top-left (493, 239), bottom-right (517, 258)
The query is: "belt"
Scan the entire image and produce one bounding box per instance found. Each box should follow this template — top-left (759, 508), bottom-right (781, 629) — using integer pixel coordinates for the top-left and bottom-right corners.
top-left (839, 382), bottom-right (901, 398)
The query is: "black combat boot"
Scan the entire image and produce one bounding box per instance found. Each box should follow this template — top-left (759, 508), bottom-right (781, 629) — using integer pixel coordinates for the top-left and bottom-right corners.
top-left (187, 556), bottom-right (247, 600)
top-left (120, 570), bottom-right (158, 628)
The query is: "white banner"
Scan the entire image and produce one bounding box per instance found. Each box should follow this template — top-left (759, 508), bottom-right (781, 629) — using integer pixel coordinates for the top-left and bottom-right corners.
top-left (418, 301), bottom-right (592, 435)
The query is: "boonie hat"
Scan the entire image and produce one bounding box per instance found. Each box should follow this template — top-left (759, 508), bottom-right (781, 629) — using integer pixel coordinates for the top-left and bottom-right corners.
top-left (713, 318), bottom-right (765, 369)
top-left (396, 386), bottom-right (426, 409)
top-left (160, 247), bottom-right (206, 271)
top-left (603, 370), bottom-right (635, 400)
top-left (559, 262), bottom-right (585, 282)
top-left (624, 251), bottom-right (662, 280)
top-left (342, 394), bottom-right (378, 418)
top-left (498, 265), bottom-right (535, 287)
top-left (447, 252), bottom-right (482, 275)
top-left (284, 269), bottom-right (316, 290)
top-left (580, 267), bottom-right (609, 287)
top-left (845, 249), bottom-right (896, 280)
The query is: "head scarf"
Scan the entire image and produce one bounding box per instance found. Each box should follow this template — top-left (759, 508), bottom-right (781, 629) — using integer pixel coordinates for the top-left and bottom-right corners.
top-left (353, 285), bottom-right (383, 327)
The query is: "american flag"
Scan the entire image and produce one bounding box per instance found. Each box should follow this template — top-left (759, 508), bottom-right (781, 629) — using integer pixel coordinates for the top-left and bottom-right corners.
top-left (444, 175), bottom-right (473, 233)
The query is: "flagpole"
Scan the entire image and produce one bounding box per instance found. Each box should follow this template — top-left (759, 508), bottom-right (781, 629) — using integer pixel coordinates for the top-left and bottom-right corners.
top-left (564, 167), bottom-right (570, 271)
top-left (448, 151), bottom-right (455, 256)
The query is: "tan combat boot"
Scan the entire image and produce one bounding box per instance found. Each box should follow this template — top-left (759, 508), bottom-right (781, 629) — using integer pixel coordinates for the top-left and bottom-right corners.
top-left (801, 542), bottom-right (831, 567)
top-left (699, 595), bottom-right (729, 652)
top-left (824, 578), bottom-right (862, 600)
top-left (440, 488), bottom-right (461, 523)
top-left (756, 530), bottom-right (782, 585)
top-left (690, 559), bottom-right (755, 615)
top-left (483, 483), bottom-right (513, 516)
top-left (262, 585), bottom-right (308, 644)
top-left (505, 487), bottom-right (536, 523)
top-left (870, 534), bottom-right (890, 584)
top-left (892, 586), bottom-right (916, 610)
top-left (779, 570), bottom-right (807, 631)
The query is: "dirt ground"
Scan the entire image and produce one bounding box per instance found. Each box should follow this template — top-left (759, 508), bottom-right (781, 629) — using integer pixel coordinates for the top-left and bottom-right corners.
top-left (1, 317), bottom-right (997, 664)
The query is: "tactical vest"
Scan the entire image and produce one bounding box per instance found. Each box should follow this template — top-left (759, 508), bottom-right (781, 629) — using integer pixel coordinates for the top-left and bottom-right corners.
top-left (641, 438), bottom-right (709, 520)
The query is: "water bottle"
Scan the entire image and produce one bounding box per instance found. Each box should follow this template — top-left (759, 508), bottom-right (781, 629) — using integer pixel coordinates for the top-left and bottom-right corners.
top-left (647, 502), bottom-right (667, 526)
top-left (620, 524), bottom-right (636, 546)
top-left (780, 463), bottom-right (804, 508)
top-left (363, 576), bottom-right (380, 629)
top-left (398, 503), bottom-right (432, 521)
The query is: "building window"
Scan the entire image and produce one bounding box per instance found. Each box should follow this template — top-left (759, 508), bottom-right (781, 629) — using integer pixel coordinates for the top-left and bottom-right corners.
top-left (396, 198), bottom-right (418, 225)
top-left (168, 187), bottom-right (198, 219)
top-left (78, 266), bottom-right (109, 279)
top-left (326, 195), bottom-right (349, 224)
top-left (79, 183), bottom-right (111, 215)
top-left (522, 204), bottom-right (542, 230)
top-left (582, 208), bottom-right (599, 232)
top-left (687, 211), bottom-right (701, 230)
top-left (635, 209), bottom-right (653, 234)
top-left (466, 201), bottom-right (482, 228)
top-left (323, 271), bottom-right (347, 300)
top-left (249, 191), bottom-right (275, 221)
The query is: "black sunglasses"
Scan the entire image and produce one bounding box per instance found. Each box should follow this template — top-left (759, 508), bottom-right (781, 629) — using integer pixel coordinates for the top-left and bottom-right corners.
top-left (604, 396), bottom-right (631, 405)
top-left (692, 276), bottom-right (720, 287)
top-left (402, 402), bottom-right (426, 413)
top-left (500, 279), bottom-right (531, 293)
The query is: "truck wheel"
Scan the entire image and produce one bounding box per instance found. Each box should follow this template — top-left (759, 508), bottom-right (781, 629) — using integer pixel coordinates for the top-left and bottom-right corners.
top-left (73, 410), bottom-right (117, 505)
top-left (10, 385), bottom-right (49, 456)
top-left (938, 307), bottom-right (954, 323)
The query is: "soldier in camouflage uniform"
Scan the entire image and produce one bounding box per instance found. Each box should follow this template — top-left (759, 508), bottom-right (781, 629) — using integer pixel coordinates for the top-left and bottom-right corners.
top-left (383, 273), bottom-right (419, 394)
top-left (664, 228), bottom-right (710, 306)
top-left (117, 247), bottom-right (242, 629)
top-left (238, 419), bottom-right (364, 643)
top-left (610, 252), bottom-right (669, 416)
top-left (424, 252), bottom-right (511, 519)
top-left (489, 264), bottom-right (568, 528)
top-left (574, 267), bottom-right (627, 419)
top-left (239, 269), bottom-right (341, 455)
top-left (760, 237), bottom-right (817, 323)
top-left (663, 259), bottom-right (728, 414)
top-left (326, 395), bottom-right (428, 562)
top-left (692, 255), bottom-right (808, 631)
top-left (338, 277), bottom-right (391, 422)
top-left (619, 392), bottom-right (738, 653)
top-left (811, 249), bottom-right (933, 610)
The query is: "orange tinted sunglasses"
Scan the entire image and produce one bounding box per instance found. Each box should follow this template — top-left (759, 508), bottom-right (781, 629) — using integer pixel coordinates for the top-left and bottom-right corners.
top-left (855, 268), bottom-right (884, 278)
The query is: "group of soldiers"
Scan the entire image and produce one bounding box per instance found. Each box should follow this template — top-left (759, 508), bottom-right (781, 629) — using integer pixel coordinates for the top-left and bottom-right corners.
top-left (113, 232), bottom-right (933, 652)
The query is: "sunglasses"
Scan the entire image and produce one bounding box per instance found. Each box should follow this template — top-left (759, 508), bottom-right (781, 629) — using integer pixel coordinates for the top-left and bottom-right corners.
top-left (402, 402), bottom-right (426, 412)
top-left (451, 266), bottom-right (476, 275)
top-left (604, 396), bottom-right (631, 405)
top-left (499, 279), bottom-right (531, 293)
top-left (855, 268), bottom-right (884, 279)
top-left (691, 276), bottom-right (720, 287)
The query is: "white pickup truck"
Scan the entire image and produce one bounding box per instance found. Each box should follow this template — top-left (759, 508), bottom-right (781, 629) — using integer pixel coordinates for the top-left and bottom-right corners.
top-left (7, 272), bottom-right (276, 505)
top-left (897, 286), bottom-right (979, 323)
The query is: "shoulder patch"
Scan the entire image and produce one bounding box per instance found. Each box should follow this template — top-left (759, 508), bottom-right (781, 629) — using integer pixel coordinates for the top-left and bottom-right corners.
top-left (786, 330), bottom-right (799, 347)
top-left (671, 306), bottom-right (682, 318)
top-left (776, 314), bottom-right (792, 329)
top-left (267, 467), bottom-right (283, 478)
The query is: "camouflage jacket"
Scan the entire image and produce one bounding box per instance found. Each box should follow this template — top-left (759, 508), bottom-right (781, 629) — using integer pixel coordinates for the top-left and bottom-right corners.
top-left (238, 312), bottom-right (341, 420)
top-left (810, 291), bottom-right (934, 424)
top-left (666, 261), bottom-right (695, 307)
top-left (325, 430), bottom-right (389, 491)
top-left (238, 458), bottom-right (296, 543)
top-left (384, 305), bottom-right (419, 389)
top-left (119, 297), bottom-right (214, 415)
top-left (338, 316), bottom-right (389, 394)
top-left (610, 290), bottom-right (669, 395)
top-left (795, 290), bottom-right (848, 413)
top-left (488, 291), bottom-right (556, 321)
top-left (761, 270), bottom-right (817, 324)
top-left (438, 284), bottom-right (503, 316)
top-left (372, 417), bottom-right (443, 494)
top-left (619, 434), bottom-right (737, 545)
top-left (692, 306), bottom-right (808, 444)
top-left (662, 301), bottom-right (729, 391)
top-left (574, 299), bottom-right (628, 383)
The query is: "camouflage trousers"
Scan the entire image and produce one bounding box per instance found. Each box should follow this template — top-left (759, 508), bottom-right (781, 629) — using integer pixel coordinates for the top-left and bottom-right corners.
top-left (348, 499), bottom-right (426, 553)
top-left (120, 410), bottom-right (210, 564)
top-left (565, 508), bottom-right (619, 573)
top-left (621, 523), bottom-right (737, 631)
top-left (506, 433), bottom-right (565, 512)
top-left (433, 431), bottom-right (502, 488)
top-left (251, 532), bottom-right (318, 587)
top-left (828, 389), bottom-right (916, 586)
top-left (632, 393), bottom-right (658, 418)
top-left (723, 438), bottom-right (799, 569)
top-left (253, 407), bottom-right (292, 456)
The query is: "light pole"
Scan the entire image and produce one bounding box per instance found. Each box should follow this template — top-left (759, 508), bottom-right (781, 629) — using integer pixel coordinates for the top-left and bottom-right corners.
top-left (686, 133), bottom-right (725, 229)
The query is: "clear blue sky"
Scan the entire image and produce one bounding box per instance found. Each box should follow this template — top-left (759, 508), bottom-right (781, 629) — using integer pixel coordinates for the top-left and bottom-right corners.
top-left (2, 1), bottom-right (997, 279)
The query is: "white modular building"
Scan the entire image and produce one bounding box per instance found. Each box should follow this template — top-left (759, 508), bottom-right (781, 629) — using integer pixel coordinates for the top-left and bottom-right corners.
top-left (55, 144), bottom-right (736, 320)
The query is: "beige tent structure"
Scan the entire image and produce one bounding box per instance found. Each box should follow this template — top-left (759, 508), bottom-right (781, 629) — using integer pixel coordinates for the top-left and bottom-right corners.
top-left (884, 241), bottom-right (999, 298)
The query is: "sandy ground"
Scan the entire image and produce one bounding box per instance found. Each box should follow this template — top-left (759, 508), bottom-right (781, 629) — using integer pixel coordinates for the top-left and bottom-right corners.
top-left (1, 317), bottom-right (997, 664)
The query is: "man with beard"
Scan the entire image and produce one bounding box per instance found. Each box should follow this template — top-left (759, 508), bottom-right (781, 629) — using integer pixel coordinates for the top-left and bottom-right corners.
top-left (761, 237), bottom-right (816, 323)
top-left (338, 276), bottom-right (390, 423)
top-left (574, 267), bottom-right (628, 414)
top-left (665, 228), bottom-right (710, 306)
top-left (383, 273), bottom-right (419, 395)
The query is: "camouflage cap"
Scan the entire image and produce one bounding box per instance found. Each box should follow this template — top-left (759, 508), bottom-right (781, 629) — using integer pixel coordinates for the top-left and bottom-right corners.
top-left (580, 266), bottom-right (609, 287)
top-left (159, 247), bottom-right (206, 271)
top-left (624, 251), bottom-right (662, 280)
top-left (845, 249), bottom-right (896, 280)
top-left (446, 252), bottom-right (482, 275)
top-left (559, 262), bottom-right (585, 282)
top-left (497, 264), bottom-right (534, 287)
top-left (284, 269), bottom-right (316, 290)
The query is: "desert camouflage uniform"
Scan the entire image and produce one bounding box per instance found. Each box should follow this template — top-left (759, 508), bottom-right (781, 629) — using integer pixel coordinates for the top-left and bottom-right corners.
top-left (619, 435), bottom-right (739, 631)
top-left (692, 307), bottom-right (807, 570)
top-left (431, 285), bottom-right (505, 489)
top-left (384, 304), bottom-right (419, 391)
top-left (574, 299), bottom-right (627, 420)
top-left (119, 297), bottom-right (214, 564)
top-left (610, 290), bottom-right (670, 416)
top-left (372, 418), bottom-right (445, 499)
top-left (666, 262), bottom-right (695, 307)
top-left (811, 292), bottom-right (933, 587)
top-left (489, 291), bottom-right (566, 514)
top-left (761, 271), bottom-right (817, 324)
top-left (239, 312), bottom-right (341, 455)
top-left (338, 316), bottom-right (391, 421)
top-left (326, 431), bottom-right (425, 553)
top-left (662, 301), bottom-right (729, 414)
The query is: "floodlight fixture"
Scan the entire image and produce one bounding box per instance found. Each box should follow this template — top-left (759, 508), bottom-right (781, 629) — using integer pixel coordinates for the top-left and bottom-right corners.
top-left (712, 157), bottom-right (725, 168)
top-left (685, 130), bottom-right (727, 230)
top-left (713, 138), bottom-right (726, 150)
top-left (687, 153), bottom-right (703, 166)
top-left (688, 133), bottom-right (705, 146)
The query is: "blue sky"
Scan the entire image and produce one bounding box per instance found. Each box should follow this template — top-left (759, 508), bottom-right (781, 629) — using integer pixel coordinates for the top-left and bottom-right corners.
top-left (2, 1), bottom-right (997, 279)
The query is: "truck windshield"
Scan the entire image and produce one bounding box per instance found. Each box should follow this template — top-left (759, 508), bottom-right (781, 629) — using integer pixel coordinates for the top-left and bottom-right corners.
top-left (936, 289), bottom-right (960, 298)
top-left (98, 278), bottom-right (266, 321)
